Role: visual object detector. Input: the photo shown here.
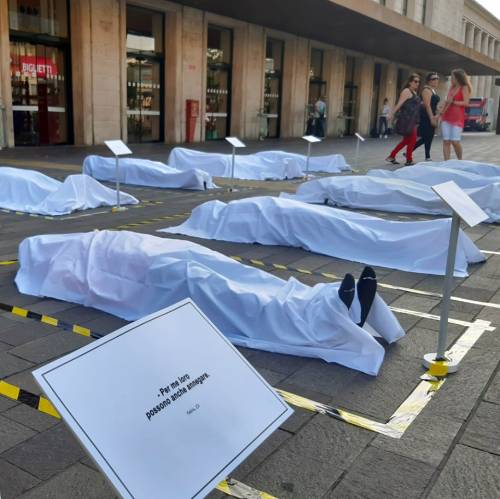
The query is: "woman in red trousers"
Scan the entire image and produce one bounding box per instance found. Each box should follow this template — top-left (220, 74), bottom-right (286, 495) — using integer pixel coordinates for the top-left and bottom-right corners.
top-left (385, 74), bottom-right (421, 166)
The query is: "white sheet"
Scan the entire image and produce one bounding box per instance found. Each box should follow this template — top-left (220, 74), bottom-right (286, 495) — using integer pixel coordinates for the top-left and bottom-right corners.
top-left (83, 155), bottom-right (215, 190)
top-left (284, 176), bottom-right (500, 223)
top-left (167, 147), bottom-right (304, 180)
top-left (254, 150), bottom-right (351, 173)
top-left (369, 164), bottom-right (500, 188)
top-left (160, 196), bottom-right (484, 277)
top-left (420, 159), bottom-right (500, 178)
top-left (0, 167), bottom-right (138, 215)
top-left (15, 230), bottom-right (405, 375)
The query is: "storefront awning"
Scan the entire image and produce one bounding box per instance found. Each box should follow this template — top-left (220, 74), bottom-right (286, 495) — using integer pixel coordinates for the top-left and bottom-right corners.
top-left (175, 0), bottom-right (500, 75)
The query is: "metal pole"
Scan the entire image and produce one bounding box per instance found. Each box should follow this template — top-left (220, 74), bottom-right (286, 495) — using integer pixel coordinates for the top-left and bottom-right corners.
top-left (436, 212), bottom-right (461, 360)
top-left (115, 155), bottom-right (121, 210)
top-left (229, 145), bottom-right (236, 192)
top-left (305, 142), bottom-right (311, 176)
top-left (354, 137), bottom-right (360, 170)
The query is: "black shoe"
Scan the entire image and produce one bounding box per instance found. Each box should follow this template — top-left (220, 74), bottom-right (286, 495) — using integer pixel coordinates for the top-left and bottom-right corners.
top-left (357, 267), bottom-right (377, 327)
top-left (338, 273), bottom-right (355, 310)
top-left (404, 160), bottom-right (415, 166)
top-left (385, 157), bottom-right (400, 165)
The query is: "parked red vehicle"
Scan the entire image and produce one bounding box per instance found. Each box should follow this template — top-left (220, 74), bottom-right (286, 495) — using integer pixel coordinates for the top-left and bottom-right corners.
top-left (464, 98), bottom-right (493, 131)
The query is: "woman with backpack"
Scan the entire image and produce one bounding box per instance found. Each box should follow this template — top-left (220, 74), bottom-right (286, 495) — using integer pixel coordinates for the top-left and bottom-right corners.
top-left (385, 73), bottom-right (421, 166)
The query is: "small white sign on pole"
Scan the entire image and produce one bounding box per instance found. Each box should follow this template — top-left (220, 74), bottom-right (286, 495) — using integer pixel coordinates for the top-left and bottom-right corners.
top-left (33, 299), bottom-right (292, 499)
top-left (302, 135), bottom-right (322, 143)
top-left (424, 181), bottom-right (488, 374)
top-left (354, 132), bottom-right (365, 170)
top-left (302, 135), bottom-right (321, 176)
top-left (104, 140), bottom-right (132, 157)
top-left (225, 137), bottom-right (246, 192)
top-left (432, 181), bottom-right (489, 228)
top-left (104, 140), bottom-right (132, 211)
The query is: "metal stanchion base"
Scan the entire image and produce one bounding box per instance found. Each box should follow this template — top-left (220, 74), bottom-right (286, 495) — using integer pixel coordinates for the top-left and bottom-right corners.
top-left (112, 206), bottom-right (128, 213)
top-left (423, 352), bottom-right (459, 375)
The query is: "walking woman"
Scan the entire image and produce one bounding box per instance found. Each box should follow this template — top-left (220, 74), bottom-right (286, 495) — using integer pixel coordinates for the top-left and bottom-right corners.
top-left (386, 73), bottom-right (421, 165)
top-left (441, 68), bottom-right (472, 160)
top-left (413, 72), bottom-right (441, 161)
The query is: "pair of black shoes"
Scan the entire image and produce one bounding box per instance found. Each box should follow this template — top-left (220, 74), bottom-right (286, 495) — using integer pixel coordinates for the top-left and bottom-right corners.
top-left (338, 267), bottom-right (377, 327)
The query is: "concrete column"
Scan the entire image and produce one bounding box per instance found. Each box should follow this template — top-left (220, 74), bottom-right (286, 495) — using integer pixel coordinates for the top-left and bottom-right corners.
top-left (357, 57), bottom-right (374, 136)
top-left (0, 0), bottom-right (14, 147)
top-left (70, 0), bottom-right (94, 145)
top-left (484, 36), bottom-right (496, 99)
top-left (465, 22), bottom-right (474, 48)
top-left (87, 0), bottom-right (122, 144)
top-left (471, 28), bottom-right (482, 96)
top-left (406, 0), bottom-right (417, 20)
top-left (180, 7), bottom-right (205, 142)
top-left (281, 36), bottom-right (309, 138)
top-left (165, 10), bottom-right (183, 143)
top-left (241, 24), bottom-right (265, 139)
top-left (384, 63), bottom-right (398, 109)
top-left (324, 47), bottom-right (345, 137)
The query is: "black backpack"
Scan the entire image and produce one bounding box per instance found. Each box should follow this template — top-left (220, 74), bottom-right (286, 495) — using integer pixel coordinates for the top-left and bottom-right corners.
top-left (394, 94), bottom-right (421, 136)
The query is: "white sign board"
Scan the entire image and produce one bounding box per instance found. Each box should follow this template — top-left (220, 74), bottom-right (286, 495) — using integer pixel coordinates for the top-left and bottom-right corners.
top-left (432, 181), bottom-right (488, 227)
top-left (33, 299), bottom-right (292, 499)
top-left (302, 135), bottom-right (322, 143)
top-left (354, 132), bottom-right (365, 142)
top-left (104, 140), bottom-right (132, 156)
top-left (225, 136), bottom-right (246, 148)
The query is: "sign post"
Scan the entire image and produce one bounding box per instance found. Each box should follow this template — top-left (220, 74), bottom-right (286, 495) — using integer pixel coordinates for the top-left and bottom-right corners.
top-left (33, 299), bottom-right (292, 499)
top-left (104, 140), bottom-right (132, 212)
top-left (225, 136), bottom-right (246, 192)
top-left (302, 135), bottom-right (322, 176)
top-left (423, 181), bottom-right (488, 374)
top-left (354, 132), bottom-right (365, 170)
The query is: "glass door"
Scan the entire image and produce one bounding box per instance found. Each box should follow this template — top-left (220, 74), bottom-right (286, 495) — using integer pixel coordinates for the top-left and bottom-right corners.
top-left (10, 40), bottom-right (69, 145)
top-left (127, 55), bottom-right (162, 142)
top-left (343, 56), bottom-right (358, 136)
top-left (264, 38), bottom-right (284, 138)
top-left (206, 26), bottom-right (232, 140)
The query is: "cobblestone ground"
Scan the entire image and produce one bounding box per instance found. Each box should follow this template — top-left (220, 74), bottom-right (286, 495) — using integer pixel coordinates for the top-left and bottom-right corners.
top-left (0, 132), bottom-right (499, 498)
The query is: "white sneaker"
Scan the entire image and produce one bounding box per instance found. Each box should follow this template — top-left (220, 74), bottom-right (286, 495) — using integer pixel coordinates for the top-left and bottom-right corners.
top-left (384, 135), bottom-right (388, 139)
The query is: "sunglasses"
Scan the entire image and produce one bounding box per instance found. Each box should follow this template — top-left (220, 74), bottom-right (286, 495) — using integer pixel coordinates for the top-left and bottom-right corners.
top-left (412, 79), bottom-right (420, 83)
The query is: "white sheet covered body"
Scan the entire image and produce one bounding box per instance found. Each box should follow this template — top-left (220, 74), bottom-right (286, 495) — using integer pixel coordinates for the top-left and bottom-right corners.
top-left (15, 230), bottom-right (405, 375)
top-left (0, 167), bottom-right (138, 215)
top-left (284, 176), bottom-right (500, 223)
top-left (167, 147), bottom-right (304, 180)
top-left (369, 165), bottom-right (500, 188)
top-left (160, 196), bottom-right (484, 277)
top-left (254, 150), bottom-right (351, 173)
top-left (421, 159), bottom-right (500, 177)
top-left (82, 155), bottom-right (214, 190)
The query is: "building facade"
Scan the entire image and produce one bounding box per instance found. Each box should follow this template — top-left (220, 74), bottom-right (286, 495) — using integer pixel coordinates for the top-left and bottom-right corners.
top-left (0, 0), bottom-right (499, 148)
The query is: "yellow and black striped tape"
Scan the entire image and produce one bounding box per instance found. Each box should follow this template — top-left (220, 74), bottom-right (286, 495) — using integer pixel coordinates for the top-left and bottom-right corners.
top-left (0, 302), bottom-right (100, 339)
top-left (113, 212), bottom-right (191, 230)
top-left (0, 380), bottom-right (60, 419)
top-left (0, 200), bottom-right (164, 221)
top-left (216, 478), bottom-right (277, 498)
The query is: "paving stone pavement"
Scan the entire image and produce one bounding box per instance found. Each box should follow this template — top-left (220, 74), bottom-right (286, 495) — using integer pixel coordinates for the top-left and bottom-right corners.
top-left (0, 133), bottom-right (499, 498)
